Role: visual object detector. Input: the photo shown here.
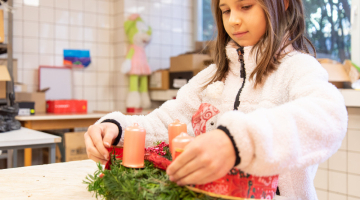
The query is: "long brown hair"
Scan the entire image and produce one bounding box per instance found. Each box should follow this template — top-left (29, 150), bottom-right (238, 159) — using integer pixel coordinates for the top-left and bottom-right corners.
top-left (207, 0), bottom-right (316, 88)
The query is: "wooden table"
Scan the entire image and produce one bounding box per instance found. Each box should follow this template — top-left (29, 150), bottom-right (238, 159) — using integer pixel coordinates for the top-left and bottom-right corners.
top-left (15, 111), bottom-right (154, 167)
top-left (0, 159), bottom-right (98, 199)
top-left (0, 128), bottom-right (61, 168)
top-left (15, 113), bottom-right (105, 167)
top-left (0, 159), bottom-right (289, 200)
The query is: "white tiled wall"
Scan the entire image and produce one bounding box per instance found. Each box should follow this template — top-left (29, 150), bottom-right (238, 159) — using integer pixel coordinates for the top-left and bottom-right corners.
top-left (2, 0), bottom-right (194, 113)
top-left (314, 107), bottom-right (360, 200)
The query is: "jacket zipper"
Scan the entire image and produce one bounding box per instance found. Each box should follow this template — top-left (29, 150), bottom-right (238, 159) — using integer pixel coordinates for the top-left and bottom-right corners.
top-left (233, 47), bottom-right (246, 110)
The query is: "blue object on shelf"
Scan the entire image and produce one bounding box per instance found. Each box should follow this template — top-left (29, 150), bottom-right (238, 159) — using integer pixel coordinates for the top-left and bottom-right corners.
top-left (64, 49), bottom-right (91, 67)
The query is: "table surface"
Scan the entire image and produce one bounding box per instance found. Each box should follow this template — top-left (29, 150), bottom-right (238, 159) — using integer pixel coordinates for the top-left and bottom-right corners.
top-left (0, 127), bottom-right (61, 148)
top-left (15, 113), bottom-right (106, 121)
top-left (0, 160), bottom-right (98, 199)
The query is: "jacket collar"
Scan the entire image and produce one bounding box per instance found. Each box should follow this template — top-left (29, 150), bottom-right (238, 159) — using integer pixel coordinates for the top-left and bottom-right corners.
top-left (225, 40), bottom-right (294, 77)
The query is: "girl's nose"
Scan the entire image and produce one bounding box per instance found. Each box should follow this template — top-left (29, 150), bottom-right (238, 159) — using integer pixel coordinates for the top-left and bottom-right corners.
top-left (229, 13), bottom-right (242, 27)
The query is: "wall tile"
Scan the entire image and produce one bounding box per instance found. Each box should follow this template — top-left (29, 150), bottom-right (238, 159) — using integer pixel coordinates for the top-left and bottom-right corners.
top-left (40, 0), bottom-right (54, 7)
top-left (97, 15), bottom-right (111, 29)
top-left (70, 0), bottom-right (83, 11)
top-left (348, 174), bottom-right (360, 197)
top-left (24, 21), bottom-right (39, 37)
top-left (69, 41), bottom-right (83, 49)
top-left (40, 7), bottom-right (55, 23)
top-left (329, 171), bottom-right (347, 194)
top-left (97, 1), bottom-right (110, 14)
top-left (70, 11), bottom-right (83, 26)
top-left (73, 70), bottom-right (83, 86)
top-left (39, 39), bottom-right (54, 55)
top-left (97, 29), bottom-right (110, 43)
top-left (55, 25), bottom-right (69, 40)
top-left (39, 55), bottom-right (55, 66)
top-left (96, 101), bottom-right (110, 112)
top-left (329, 150), bottom-right (347, 172)
top-left (84, 86), bottom-right (97, 101)
top-left (23, 6), bottom-right (39, 22)
top-left (39, 23), bottom-right (55, 39)
top-left (14, 20), bottom-right (23, 36)
top-left (348, 152), bottom-right (360, 175)
top-left (329, 192), bottom-right (347, 200)
top-left (316, 189), bottom-right (328, 200)
top-left (55, 9), bottom-right (69, 25)
top-left (13, 36), bottom-right (23, 53)
top-left (83, 71), bottom-right (97, 86)
top-left (23, 38), bottom-right (39, 54)
top-left (55, 0), bottom-right (69, 9)
top-left (348, 130), bottom-right (360, 153)
top-left (55, 40), bottom-right (69, 55)
top-left (22, 69), bottom-right (38, 86)
top-left (73, 86), bottom-right (83, 99)
top-left (84, 0), bottom-right (97, 13)
top-left (23, 54), bottom-right (39, 69)
top-left (84, 13), bottom-right (97, 27)
top-left (70, 27), bottom-right (84, 41)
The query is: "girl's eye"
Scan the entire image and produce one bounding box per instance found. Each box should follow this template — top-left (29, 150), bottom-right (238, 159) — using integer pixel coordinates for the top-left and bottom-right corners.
top-left (242, 5), bottom-right (253, 10)
top-left (222, 10), bottom-right (230, 14)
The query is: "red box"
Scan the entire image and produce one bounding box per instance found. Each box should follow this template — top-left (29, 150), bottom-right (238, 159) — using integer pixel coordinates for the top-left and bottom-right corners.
top-left (46, 100), bottom-right (87, 114)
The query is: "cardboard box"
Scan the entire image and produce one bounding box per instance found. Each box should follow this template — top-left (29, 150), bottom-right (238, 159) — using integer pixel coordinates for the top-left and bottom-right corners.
top-left (14, 82), bottom-right (27, 92)
top-left (149, 70), bottom-right (169, 90)
top-left (318, 59), bottom-right (351, 88)
top-left (46, 100), bottom-right (87, 114)
top-left (343, 60), bottom-right (360, 83)
top-left (195, 41), bottom-right (215, 57)
top-left (170, 54), bottom-right (211, 72)
top-left (64, 132), bottom-right (87, 162)
top-left (0, 10), bottom-right (4, 43)
top-left (0, 65), bottom-right (11, 99)
top-left (15, 92), bottom-right (46, 113)
top-left (0, 59), bottom-right (18, 83)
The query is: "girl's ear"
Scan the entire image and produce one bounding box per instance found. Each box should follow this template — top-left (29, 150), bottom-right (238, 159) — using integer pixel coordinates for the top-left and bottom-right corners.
top-left (284, 0), bottom-right (289, 10)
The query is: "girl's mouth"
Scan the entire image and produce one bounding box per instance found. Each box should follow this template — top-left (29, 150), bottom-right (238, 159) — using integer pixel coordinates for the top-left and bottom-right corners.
top-left (233, 31), bottom-right (248, 38)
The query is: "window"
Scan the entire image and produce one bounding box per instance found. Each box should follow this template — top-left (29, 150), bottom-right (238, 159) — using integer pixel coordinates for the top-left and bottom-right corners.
top-left (304, 0), bottom-right (351, 62)
top-left (196, 0), bottom-right (358, 63)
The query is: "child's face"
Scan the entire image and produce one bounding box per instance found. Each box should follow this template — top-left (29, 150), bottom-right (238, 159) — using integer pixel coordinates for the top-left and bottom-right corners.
top-left (219, 0), bottom-right (266, 47)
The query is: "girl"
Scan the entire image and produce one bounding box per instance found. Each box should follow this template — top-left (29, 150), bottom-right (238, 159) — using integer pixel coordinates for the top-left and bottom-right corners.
top-left (84, 0), bottom-right (347, 199)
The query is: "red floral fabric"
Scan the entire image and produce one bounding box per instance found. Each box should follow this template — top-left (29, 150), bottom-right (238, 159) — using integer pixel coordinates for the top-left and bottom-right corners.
top-left (191, 103), bottom-right (220, 136)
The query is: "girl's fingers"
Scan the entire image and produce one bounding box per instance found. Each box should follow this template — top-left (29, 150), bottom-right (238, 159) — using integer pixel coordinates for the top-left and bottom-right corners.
top-left (176, 167), bottom-right (213, 186)
top-left (169, 157), bottom-right (203, 182)
top-left (85, 133), bottom-right (108, 160)
top-left (166, 144), bottom-right (199, 176)
top-left (89, 154), bottom-right (108, 165)
top-left (88, 125), bottom-right (109, 160)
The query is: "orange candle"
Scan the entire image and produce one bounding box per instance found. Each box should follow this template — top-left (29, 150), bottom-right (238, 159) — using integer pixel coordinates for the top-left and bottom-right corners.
top-left (122, 123), bottom-right (146, 168)
top-left (172, 132), bottom-right (194, 160)
top-left (168, 119), bottom-right (187, 154)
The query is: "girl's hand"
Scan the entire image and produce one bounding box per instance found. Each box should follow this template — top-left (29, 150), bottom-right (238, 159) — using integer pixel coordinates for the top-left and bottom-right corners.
top-left (166, 129), bottom-right (236, 185)
top-left (84, 123), bottom-right (119, 165)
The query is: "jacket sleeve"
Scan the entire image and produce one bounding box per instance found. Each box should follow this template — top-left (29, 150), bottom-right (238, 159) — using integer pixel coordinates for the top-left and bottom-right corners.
top-left (217, 55), bottom-right (348, 176)
top-left (96, 65), bottom-right (216, 147)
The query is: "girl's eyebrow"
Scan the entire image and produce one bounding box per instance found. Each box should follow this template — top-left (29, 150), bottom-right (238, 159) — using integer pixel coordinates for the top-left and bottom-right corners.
top-left (219, 0), bottom-right (244, 7)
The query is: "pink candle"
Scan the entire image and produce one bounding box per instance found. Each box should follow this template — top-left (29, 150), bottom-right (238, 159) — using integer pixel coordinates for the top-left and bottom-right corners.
top-left (172, 132), bottom-right (194, 160)
top-left (122, 123), bottom-right (146, 168)
top-left (168, 119), bottom-right (187, 155)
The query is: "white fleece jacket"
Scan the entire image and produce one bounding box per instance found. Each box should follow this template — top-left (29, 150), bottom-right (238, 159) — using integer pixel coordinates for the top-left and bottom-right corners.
top-left (97, 42), bottom-right (347, 200)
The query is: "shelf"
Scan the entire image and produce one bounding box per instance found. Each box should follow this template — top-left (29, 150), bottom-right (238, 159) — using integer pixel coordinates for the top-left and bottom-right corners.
top-left (149, 90), bottom-right (179, 101)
